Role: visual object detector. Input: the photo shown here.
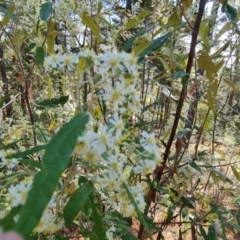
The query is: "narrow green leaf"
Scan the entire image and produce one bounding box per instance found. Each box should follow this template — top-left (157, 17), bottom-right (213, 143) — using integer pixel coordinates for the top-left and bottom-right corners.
top-left (187, 159), bottom-right (203, 174)
top-left (123, 183), bottom-right (153, 240)
top-left (231, 166), bottom-right (240, 181)
top-left (63, 181), bottom-right (94, 226)
top-left (9, 145), bottom-right (46, 159)
top-left (126, 10), bottom-right (151, 30)
top-left (36, 96), bottom-right (69, 108)
top-left (36, 47), bottom-right (45, 65)
top-left (221, 2), bottom-right (237, 22)
top-left (138, 32), bottom-right (172, 63)
top-left (176, 128), bottom-right (190, 137)
top-left (26, 43), bottom-right (36, 52)
top-left (97, 1), bottom-right (102, 14)
top-left (0, 93), bottom-right (11, 109)
top-left (211, 168), bottom-right (233, 184)
top-left (165, 204), bottom-right (176, 223)
top-left (19, 159), bottom-right (42, 169)
top-left (13, 113), bottom-right (89, 238)
top-left (0, 6), bottom-right (18, 23)
top-left (199, 225), bottom-right (208, 240)
top-left (236, 209), bottom-right (240, 222)
top-left (81, 14), bottom-right (102, 42)
top-left (170, 71), bottom-right (188, 79)
top-left (40, 2), bottom-right (53, 21)
top-left (181, 207), bottom-right (188, 218)
top-left (123, 28), bottom-right (146, 52)
top-left (224, 80), bottom-right (240, 93)
top-left (0, 139), bottom-right (29, 150)
top-left (180, 196), bottom-right (194, 209)
top-left (90, 193), bottom-right (107, 240)
top-left (207, 225), bottom-right (217, 240)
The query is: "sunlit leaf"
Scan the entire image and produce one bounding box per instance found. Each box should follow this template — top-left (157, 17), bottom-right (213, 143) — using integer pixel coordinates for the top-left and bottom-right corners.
top-left (81, 14), bottom-right (103, 42)
top-left (231, 166), bottom-right (240, 181)
top-left (224, 80), bottom-right (240, 93)
top-left (126, 10), bottom-right (151, 30)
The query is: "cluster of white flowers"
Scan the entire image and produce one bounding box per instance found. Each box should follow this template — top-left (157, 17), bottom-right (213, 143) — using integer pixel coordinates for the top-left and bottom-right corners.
top-left (0, 150), bottom-right (18, 172)
top-left (44, 50), bottom-right (162, 218)
top-left (34, 199), bottom-right (64, 234)
top-left (6, 177), bottom-right (33, 207)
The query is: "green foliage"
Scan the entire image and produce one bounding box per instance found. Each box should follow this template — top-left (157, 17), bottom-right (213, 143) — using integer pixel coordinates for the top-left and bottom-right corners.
top-left (40, 2), bottom-right (53, 21)
top-left (11, 113), bottom-right (89, 238)
top-left (36, 96), bottom-right (69, 108)
top-left (36, 47), bottom-right (45, 65)
top-left (137, 32), bottom-right (173, 63)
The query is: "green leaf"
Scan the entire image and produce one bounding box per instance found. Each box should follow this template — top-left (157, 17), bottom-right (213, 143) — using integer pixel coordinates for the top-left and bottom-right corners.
top-left (9, 144), bottom-right (46, 159)
top-left (181, 207), bottom-right (188, 218)
top-left (211, 42), bottom-right (230, 58)
top-left (0, 139), bottom-right (29, 150)
top-left (199, 225), bottom-right (208, 240)
top-left (215, 22), bottom-right (232, 40)
top-left (13, 113), bottom-right (89, 238)
top-left (126, 10), bottom-right (151, 30)
top-left (97, 1), bottom-right (102, 14)
top-left (123, 183), bottom-right (153, 240)
top-left (221, 2), bottom-right (237, 22)
top-left (236, 209), bottom-right (240, 222)
top-left (40, 2), bottom-right (53, 21)
top-left (19, 159), bottom-right (42, 169)
top-left (26, 43), bottom-right (36, 52)
top-left (231, 166), bottom-right (240, 181)
top-left (0, 93), bottom-right (11, 108)
top-left (227, 221), bottom-right (240, 232)
top-left (224, 80), bottom-right (240, 93)
top-left (0, 6), bottom-right (18, 23)
top-left (138, 32), bottom-right (172, 63)
top-left (170, 71), bottom-right (188, 79)
top-left (165, 204), bottom-right (176, 223)
top-left (63, 181), bottom-right (94, 226)
top-left (176, 128), bottom-right (190, 137)
top-left (180, 196), bottom-right (194, 209)
top-left (211, 168), bottom-right (233, 184)
top-left (90, 193), bottom-right (107, 240)
top-left (36, 96), bottom-right (69, 108)
top-left (187, 159), bottom-right (203, 174)
top-left (81, 14), bottom-right (102, 42)
top-left (123, 28), bottom-right (146, 52)
top-left (36, 47), bottom-right (45, 65)
top-left (207, 225), bottom-right (217, 240)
